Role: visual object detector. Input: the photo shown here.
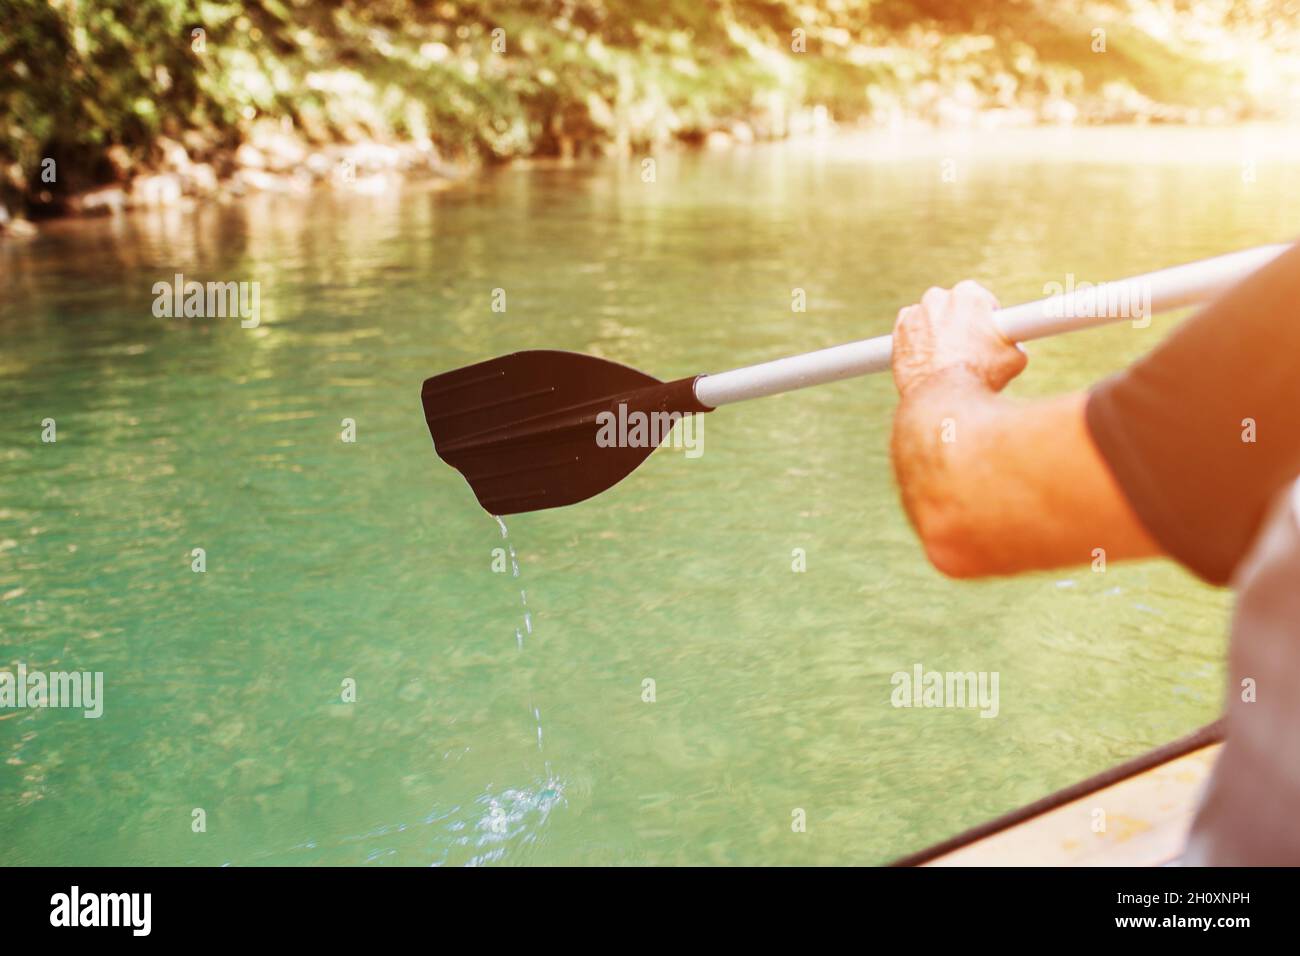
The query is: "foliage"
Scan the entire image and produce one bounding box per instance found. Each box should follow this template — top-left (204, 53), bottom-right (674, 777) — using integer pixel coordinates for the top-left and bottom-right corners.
top-left (0, 0), bottom-right (1289, 212)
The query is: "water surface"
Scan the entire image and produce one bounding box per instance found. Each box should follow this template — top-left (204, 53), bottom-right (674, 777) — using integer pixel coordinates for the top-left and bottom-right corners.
top-left (3, 126), bottom-right (1297, 864)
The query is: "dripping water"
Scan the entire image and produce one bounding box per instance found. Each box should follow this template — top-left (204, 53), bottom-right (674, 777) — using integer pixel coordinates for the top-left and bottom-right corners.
top-left (470, 514), bottom-right (560, 852)
top-left (494, 517), bottom-right (545, 750)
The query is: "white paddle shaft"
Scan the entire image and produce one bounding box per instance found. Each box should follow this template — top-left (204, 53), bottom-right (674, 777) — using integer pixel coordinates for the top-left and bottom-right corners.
top-left (693, 243), bottom-right (1290, 408)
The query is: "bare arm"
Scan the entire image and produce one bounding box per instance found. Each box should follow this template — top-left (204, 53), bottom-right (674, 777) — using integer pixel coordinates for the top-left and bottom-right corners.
top-left (890, 282), bottom-right (1160, 578)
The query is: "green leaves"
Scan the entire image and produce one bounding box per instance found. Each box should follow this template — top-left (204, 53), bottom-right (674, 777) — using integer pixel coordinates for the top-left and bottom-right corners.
top-left (0, 0), bottom-right (1278, 215)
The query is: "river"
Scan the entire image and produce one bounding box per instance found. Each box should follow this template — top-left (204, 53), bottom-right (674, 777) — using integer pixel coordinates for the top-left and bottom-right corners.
top-left (2, 126), bottom-right (1297, 864)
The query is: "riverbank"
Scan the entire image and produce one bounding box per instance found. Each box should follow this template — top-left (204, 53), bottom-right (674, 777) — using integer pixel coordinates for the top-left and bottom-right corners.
top-left (4, 117), bottom-right (1299, 240)
top-left (5, 1), bottom-right (1299, 236)
top-left (1, 123), bottom-right (469, 235)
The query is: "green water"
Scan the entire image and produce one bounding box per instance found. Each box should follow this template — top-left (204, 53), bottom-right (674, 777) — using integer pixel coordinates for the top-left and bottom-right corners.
top-left (2, 127), bottom-right (1297, 866)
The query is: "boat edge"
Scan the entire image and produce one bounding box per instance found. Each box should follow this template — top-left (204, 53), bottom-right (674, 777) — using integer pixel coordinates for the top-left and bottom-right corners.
top-left (889, 717), bottom-right (1227, 867)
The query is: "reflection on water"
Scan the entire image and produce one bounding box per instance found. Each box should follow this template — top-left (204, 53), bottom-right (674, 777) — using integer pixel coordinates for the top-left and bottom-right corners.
top-left (2, 126), bottom-right (1297, 864)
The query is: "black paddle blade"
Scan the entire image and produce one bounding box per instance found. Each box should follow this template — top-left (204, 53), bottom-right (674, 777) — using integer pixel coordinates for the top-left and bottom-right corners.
top-left (421, 350), bottom-right (712, 515)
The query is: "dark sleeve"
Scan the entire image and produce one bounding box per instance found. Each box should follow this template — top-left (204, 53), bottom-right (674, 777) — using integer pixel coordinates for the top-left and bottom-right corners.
top-left (1085, 241), bottom-right (1300, 586)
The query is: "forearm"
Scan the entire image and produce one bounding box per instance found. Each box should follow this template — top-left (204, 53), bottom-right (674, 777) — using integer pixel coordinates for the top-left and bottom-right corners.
top-left (891, 372), bottom-right (1160, 578)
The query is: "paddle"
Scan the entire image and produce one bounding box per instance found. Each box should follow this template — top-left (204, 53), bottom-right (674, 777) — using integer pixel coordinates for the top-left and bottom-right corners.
top-left (422, 244), bottom-right (1288, 515)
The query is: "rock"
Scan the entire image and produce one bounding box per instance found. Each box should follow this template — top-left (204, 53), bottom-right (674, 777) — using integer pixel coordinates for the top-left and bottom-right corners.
top-left (182, 163), bottom-right (219, 196)
top-left (400, 137), bottom-right (441, 171)
top-left (231, 168), bottom-right (275, 192)
top-left (131, 172), bottom-right (183, 206)
top-left (1041, 97), bottom-right (1079, 126)
top-left (334, 170), bottom-right (397, 195)
top-left (979, 106), bottom-right (1037, 128)
top-left (304, 152), bottom-right (332, 179)
top-left (230, 168), bottom-right (308, 194)
top-left (340, 142), bottom-right (401, 172)
top-left (247, 121), bottom-right (307, 172)
top-left (261, 133), bottom-right (307, 172)
top-left (69, 186), bottom-right (128, 216)
top-left (419, 41), bottom-right (451, 63)
top-left (156, 137), bottom-right (192, 172)
top-left (104, 145), bottom-right (133, 179)
top-left (1, 217), bottom-right (37, 238)
top-left (234, 143), bottom-right (266, 169)
top-left (935, 95), bottom-right (978, 127)
top-left (703, 129), bottom-right (733, 150)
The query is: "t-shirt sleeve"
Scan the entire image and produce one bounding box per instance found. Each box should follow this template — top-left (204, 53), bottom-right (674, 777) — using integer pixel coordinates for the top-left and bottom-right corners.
top-left (1085, 240), bottom-right (1300, 585)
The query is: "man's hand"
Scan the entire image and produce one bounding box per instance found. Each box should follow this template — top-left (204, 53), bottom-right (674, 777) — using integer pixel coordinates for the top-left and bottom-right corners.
top-left (891, 280), bottom-right (1027, 398)
top-left (888, 280), bottom-right (1158, 578)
